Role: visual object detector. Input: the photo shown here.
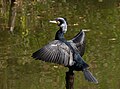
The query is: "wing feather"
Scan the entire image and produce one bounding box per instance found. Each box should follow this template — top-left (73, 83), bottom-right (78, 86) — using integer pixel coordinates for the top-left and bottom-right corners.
top-left (32, 40), bottom-right (74, 66)
top-left (69, 30), bottom-right (86, 57)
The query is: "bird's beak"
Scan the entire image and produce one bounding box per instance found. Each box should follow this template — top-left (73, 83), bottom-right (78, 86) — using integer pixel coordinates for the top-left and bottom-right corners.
top-left (49, 20), bottom-right (60, 25)
top-left (49, 20), bottom-right (58, 24)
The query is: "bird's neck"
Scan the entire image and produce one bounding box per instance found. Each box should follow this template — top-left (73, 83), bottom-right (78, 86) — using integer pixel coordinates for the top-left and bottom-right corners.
top-left (55, 27), bottom-right (76, 54)
top-left (55, 27), bottom-right (66, 41)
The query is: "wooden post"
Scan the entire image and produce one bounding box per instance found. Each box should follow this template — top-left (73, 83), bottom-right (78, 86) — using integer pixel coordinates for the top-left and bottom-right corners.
top-left (65, 71), bottom-right (74, 89)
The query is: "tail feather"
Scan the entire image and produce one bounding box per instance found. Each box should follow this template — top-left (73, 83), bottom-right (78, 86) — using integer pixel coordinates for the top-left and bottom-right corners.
top-left (83, 69), bottom-right (98, 84)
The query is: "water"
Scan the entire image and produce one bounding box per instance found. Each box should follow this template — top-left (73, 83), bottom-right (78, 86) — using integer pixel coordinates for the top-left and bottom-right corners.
top-left (0, 0), bottom-right (120, 89)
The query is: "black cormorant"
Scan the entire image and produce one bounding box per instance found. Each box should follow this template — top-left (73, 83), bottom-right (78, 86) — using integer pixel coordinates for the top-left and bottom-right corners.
top-left (32, 17), bottom-right (98, 83)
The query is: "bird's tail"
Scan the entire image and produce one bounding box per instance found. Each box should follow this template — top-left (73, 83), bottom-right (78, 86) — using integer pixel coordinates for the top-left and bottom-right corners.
top-left (83, 69), bottom-right (98, 84)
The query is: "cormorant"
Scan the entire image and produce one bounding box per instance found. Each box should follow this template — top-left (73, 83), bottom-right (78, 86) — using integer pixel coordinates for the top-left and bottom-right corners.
top-left (32, 17), bottom-right (98, 83)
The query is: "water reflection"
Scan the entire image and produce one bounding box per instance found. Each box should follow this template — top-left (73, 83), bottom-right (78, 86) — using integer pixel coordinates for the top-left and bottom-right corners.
top-left (0, 0), bottom-right (120, 89)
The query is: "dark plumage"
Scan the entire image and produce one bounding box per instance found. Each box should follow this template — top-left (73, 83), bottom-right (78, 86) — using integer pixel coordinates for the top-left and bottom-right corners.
top-left (32, 17), bottom-right (98, 83)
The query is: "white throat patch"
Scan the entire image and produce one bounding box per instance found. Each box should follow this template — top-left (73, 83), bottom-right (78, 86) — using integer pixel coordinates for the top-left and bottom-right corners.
top-left (60, 24), bottom-right (67, 33)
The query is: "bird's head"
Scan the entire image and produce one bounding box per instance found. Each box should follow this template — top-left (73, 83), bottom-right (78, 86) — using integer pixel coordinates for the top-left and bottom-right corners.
top-left (49, 17), bottom-right (68, 33)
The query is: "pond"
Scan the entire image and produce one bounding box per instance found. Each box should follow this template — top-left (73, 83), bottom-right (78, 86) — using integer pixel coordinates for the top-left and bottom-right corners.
top-left (0, 0), bottom-right (120, 89)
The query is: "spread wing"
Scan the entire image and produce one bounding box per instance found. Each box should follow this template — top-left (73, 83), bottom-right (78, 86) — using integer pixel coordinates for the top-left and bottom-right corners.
top-left (32, 40), bottom-right (74, 66)
top-left (69, 30), bottom-right (85, 57)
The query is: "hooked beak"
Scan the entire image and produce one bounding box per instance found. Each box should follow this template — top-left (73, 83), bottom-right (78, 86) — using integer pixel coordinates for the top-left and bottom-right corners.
top-left (49, 20), bottom-right (57, 24)
top-left (49, 20), bottom-right (60, 25)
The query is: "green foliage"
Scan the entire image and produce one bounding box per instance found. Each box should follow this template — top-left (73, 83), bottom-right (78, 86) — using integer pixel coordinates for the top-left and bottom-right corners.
top-left (0, 0), bottom-right (120, 89)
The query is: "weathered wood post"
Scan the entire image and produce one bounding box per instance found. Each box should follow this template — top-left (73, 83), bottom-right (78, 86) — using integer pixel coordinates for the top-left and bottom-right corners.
top-left (65, 70), bottom-right (74, 89)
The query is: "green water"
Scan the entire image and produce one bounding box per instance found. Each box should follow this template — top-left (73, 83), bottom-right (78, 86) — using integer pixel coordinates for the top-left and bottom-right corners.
top-left (0, 0), bottom-right (120, 89)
